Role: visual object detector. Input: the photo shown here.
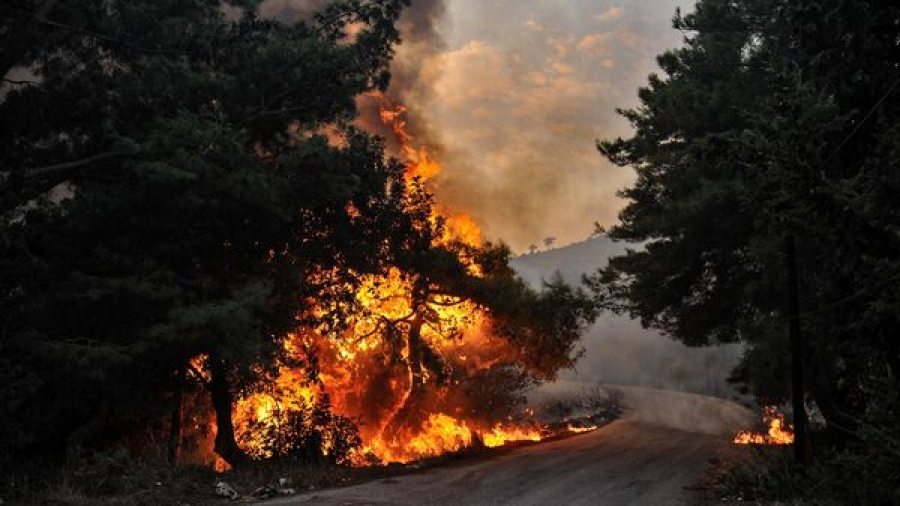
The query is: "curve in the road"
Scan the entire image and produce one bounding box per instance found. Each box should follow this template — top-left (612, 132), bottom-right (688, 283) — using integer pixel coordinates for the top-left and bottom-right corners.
top-left (275, 388), bottom-right (752, 506)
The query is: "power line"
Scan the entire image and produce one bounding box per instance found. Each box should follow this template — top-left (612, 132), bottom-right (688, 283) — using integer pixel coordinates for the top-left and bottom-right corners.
top-left (785, 72), bottom-right (900, 320)
top-left (820, 76), bottom-right (900, 169)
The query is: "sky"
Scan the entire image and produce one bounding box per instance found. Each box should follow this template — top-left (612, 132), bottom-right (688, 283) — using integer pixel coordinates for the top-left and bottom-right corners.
top-left (393, 0), bottom-right (691, 251)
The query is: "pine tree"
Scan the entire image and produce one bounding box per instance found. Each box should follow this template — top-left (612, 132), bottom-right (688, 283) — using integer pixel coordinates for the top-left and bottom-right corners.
top-left (0, 0), bottom-right (410, 465)
top-left (592, 0), bottom-right (900, 446)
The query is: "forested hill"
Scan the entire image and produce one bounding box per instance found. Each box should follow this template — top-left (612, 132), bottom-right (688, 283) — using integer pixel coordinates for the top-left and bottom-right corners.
top-left (511, 236), bottom-right (628, 288)
top-left (511, 237), bottom-right (743, 398)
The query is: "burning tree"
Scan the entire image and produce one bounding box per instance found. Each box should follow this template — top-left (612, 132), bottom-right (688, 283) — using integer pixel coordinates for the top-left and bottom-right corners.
top-left (1, 0), bottom-right (406, 467)
top-left (0, 0), bottom-right (597, 472)
top-left (214, 101), bottom-right (600, 466)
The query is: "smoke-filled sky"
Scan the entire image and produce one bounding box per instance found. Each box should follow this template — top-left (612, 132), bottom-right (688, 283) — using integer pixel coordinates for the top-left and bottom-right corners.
top-left (394, 0), bottom-right (691, 251)
top-left (258, 0), bottom-right (692, 251)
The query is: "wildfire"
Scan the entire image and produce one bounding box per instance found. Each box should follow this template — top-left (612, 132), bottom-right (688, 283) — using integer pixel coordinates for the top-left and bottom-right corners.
top-left (733, 406), bottom-right (794, 445)
top-left (212, 94), bottom-right (546, 467)
top-left (482, 424), bottom-right (544, 447)
top-left (566, 424), bottom-right (598, 434)
top-left (361, 413), bottom-right (474, 464)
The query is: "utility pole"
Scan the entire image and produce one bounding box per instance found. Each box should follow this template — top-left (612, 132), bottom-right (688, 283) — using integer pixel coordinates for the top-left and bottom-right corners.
top-left (785, 234), bottom-right (807, 465)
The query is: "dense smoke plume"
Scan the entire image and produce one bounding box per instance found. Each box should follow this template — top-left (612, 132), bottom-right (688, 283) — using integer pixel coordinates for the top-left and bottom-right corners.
top-left (395, 0), bottom-right (689, 251)
top-left (353, 0), bottom-right (448, 158)
top-left (264, 1), bottom-right (691, 251)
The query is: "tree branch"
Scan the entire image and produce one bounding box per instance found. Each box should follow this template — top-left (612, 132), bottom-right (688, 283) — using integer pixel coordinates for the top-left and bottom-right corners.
top-left (1, 0), bottom-right (60, 80)
top-left (0, 149), bottom-right (137, 213)
top-left (2, 78), bottom-right (38, 86)
top-left (25, 149), bottom-right (134, 181)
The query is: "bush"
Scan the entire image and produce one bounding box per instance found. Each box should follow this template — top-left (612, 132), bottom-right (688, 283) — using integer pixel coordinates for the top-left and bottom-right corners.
top-left (240, 396), bottom-right (361, 465)
top-left (719, 377), bottom-right (900, 506)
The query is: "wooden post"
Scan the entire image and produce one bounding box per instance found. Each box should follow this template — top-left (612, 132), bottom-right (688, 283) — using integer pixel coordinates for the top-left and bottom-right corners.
top-left (785, 234), bottom-right (807, 465)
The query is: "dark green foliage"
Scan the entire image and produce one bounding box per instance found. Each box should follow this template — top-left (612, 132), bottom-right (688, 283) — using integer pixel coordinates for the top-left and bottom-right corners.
top-left (595, 0), bottom-right (900, 407)
top-left (1, 0), bottom-right (597, 478)
top-left (721, 379), bottom-right (900, 505)
top-left (462, 365), bottom-right (537, 422)
top-left (466, 252), bottom-right (599, 379)
top-left (1, 0), bottom-right (409, 466)
top-left (592, 0), bottom-right (900, 501)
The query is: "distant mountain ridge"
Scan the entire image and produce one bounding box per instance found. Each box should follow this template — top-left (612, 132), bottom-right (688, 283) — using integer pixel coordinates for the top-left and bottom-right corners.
top-left (510, 235), bottom-right (630, 287)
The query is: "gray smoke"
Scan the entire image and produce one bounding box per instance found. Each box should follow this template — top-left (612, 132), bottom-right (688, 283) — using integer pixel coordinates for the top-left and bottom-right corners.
top-left (253, 0), bottom-right (449, 158)
top-left (511, 236), bottom-right (743, 399)
top-left (398, 0), bottom-right (692, 251)
top-left (258, 1), bottom-right (697, 253)
top-left (352, 0), bottom-right (449, 159)
top-left (513, 236), bottom-right (751, 433)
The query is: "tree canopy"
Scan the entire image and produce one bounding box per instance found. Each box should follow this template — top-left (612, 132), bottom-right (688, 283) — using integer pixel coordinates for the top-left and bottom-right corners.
top-left (1, 0), bottom-right (415, 465)
top-left (0, 0), bottom-right (596, 472)
top-left (592, 0), bottom-right (899, 500)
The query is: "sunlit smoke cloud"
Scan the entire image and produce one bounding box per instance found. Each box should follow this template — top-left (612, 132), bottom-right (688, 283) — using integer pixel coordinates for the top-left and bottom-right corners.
top-left (355, 0), bottom-right (449, 157)
top-left (398, 0), bottom-right (690, 251)
top-left (261, 0), bottom-right (691, 252)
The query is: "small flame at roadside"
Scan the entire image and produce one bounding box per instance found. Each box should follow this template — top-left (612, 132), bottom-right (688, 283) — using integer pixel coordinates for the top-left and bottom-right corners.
top-left (733, 406), bottom-right (794, 445)
top-left (483, 424), bottom-right (544, 447)
top-left (566, 424), bottom-right (598, 434)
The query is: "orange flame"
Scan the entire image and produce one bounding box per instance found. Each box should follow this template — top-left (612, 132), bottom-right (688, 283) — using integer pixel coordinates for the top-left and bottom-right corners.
top-left (733, 406), bottom-right (794, 445)
top-left (213, 95), bottom-right (548, 466)
top-left (566, 424), bottom-right (598, 434)
top-left (359, 413), bottom-right (474, 464)
top-left (482, 424), bottom-right (544, 447)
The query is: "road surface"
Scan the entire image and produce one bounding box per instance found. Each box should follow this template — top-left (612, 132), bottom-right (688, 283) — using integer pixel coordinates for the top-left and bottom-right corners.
top-left (275, 387), bottom-right (752, 506)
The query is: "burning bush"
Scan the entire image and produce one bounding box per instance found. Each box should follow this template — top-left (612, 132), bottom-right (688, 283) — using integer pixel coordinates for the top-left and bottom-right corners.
top-left (732, 406), bottom-right (794, 446)
top-left (238, 395), bottom-right (360, 465)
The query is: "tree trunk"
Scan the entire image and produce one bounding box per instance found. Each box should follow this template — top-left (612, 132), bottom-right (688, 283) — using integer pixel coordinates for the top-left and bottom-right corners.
top-left (785, 234), bottom-right (807, 465)
top-left (168, 366), bottom-right (185, 466)
top-left (208, 356), bottom-right (249, 467)
top-left (388, 313), bottom-right (426, 433)
top-left (382, 292), bottom-right (429, 436)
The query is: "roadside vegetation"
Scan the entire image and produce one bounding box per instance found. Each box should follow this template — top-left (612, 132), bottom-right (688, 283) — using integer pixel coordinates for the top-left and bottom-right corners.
top-left (0, 1), bottom-right (599, 503)
top-left (592, 0), bottom-right (900, 504)
top-left (4, 0), bottom-right (899, 504)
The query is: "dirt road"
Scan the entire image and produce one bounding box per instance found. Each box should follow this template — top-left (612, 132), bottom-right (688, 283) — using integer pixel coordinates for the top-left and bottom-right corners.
top-left (276, 387), bottom-right (752, 506)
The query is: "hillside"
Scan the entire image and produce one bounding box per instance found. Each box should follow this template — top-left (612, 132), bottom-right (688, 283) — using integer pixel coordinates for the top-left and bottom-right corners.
top-left (512, 236), bottom-right (742, 398)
